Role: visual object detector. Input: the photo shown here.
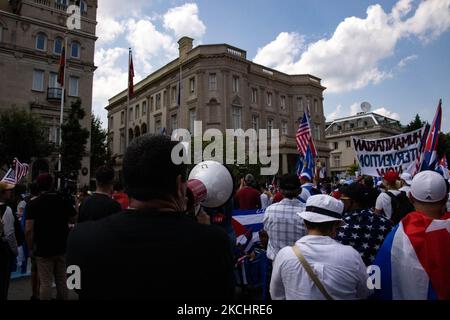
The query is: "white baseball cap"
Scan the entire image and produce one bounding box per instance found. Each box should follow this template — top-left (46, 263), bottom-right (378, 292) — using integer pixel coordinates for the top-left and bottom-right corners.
top-left (297, 194), bottom-right (344, 223)
top-left (400, 173), bottom-right (413, 186)
top-left (410, 171), bottom-right (448, 203)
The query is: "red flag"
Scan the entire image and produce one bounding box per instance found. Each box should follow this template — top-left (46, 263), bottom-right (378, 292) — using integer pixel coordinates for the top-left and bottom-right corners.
top-left (128, 50), bottom-right (134, 99)
top-left (57, 42), bottom-right (66, 86)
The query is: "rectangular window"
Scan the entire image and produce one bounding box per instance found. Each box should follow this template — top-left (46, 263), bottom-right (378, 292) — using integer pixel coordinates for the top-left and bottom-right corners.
top-left (334, 142), bottom-right (339, 150)
top-left (297, 97), bottom-right (304, 112)
top-left (346, 140), bottom-right (351, 148)
top-left (171, 86), bottom-right (177, 104)
top-left (252, 115), bottom-right (260, 131)
top-left (129, 108), bottom-right (133, 121)
top-left (281, 121), bottom-right (288, 135)
top-left (171, 114), bottom-right (178, 133)
top-left (232, 106), bottom-right (242, 130)
top-left (142, 101), bottom-right (147, 116)
top-left (189, 77), bottom-right (195, 94)
top-left (120, 130), bottom-right (125, 154)
top-left (209, 73), bottom-right (217, 91)
top-left (189, 109), bottom-right (196, 132)
top-left (121, 111), bottom-right (124, 125)
top-left (314, 99), bottom-right (319, 113)
top-left (135, 105), bottom-right (139, 119)
top-left (32, 70), bottom-right (44, 91)
top-left (232, 76), bottom-right (239, 93)
top-left (155, 119), bottom-right (161, 134)
top-left (280, 96), bottom-right (286, 110)
top-left (333, 155), bottom-right (341, 168)
top-left (69, 76), bottom-right (79, 96)
top-left (267, 119), bottom-right (274, 138)
top-left (251, 88), bottom-right (257, 103)
top-left (313, 124), bottom-right (321, 140)
top-left (49, 72), bottom-right (61, 89)
top-left (267, 92), bottom-right (272, 106)
top-left (156, 93), bottom-right (161, 110)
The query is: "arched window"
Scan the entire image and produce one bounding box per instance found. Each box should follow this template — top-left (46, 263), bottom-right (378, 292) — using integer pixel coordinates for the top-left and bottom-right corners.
top-left (71, 41), bottom-right (80, 59)
top-left (128, 128), bottom-right (134, 143)
top-left (134, 126), bottom-right (141, 138)
top-left (141, 123), bottom-right (148, 135)
top-left (36, 32), bottom-right (47, 51)
top-left (54, 37), bottom-right (63, 55)
top-left (80, 1), bottom-right (88, 13)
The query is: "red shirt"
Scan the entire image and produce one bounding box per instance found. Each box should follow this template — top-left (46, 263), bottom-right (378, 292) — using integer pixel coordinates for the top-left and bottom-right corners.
top-left (235, 186), bottom-right (261, 210)
top-left (272, 191), bottom-right (284, 204)
top-left (112, 192), bottom-right (129, 210)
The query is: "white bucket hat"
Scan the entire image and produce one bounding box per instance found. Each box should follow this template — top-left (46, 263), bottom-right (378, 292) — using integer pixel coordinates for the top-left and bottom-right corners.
top-left (297, 194), bottom-right (344, 223)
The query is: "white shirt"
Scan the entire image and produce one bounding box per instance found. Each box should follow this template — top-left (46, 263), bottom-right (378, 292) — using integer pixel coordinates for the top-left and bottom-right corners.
top-left (270, 235), bottom-right (370, 300)
top-left (260, 193), bottom-right (272, 210)
top-left (0, 203), bottom-right (18, 255)
top-left (399, 186), bottom-right (411, 195)
top-left (375, 190), bottom-right (401, 220)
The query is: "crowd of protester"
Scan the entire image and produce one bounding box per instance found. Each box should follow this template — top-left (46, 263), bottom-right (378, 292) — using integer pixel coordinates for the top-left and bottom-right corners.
top-left (1, 133), bottom-right (449, 300)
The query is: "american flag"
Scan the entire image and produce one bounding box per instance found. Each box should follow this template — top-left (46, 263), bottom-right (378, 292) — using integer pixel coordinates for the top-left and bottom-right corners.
top-left (296, 112), bottom-right (317, 157)
top-left (1, 158), bottom-right (29, 185)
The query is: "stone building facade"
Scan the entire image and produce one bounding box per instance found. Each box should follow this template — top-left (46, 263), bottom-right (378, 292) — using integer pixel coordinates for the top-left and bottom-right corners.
top-left (0, 0), bottom-right (97, 186)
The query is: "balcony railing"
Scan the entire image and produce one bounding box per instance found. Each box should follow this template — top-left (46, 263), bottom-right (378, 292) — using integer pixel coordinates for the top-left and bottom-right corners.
top-left (47, 87), bottom-right (62, 100)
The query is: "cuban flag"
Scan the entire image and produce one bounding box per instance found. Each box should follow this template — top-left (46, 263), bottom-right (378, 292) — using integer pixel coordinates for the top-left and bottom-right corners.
top-left (420, 100), bottom-right (442, 171)
top-left (374, 211), bottom-right (450, 300)
top-left (232, 209), bottom-right (265, 252)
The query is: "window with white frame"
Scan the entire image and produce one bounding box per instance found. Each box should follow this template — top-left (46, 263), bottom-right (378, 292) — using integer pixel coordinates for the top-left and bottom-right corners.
top-left (71, 41), bottom-right (80, 59)
top-left (281, 121), bottom-right (288, 135)
top-left (36, 33), bottom-right (47, 51)
top-left (54, 37), bottom-right (63, 55)
top-left (251, 88), bottom-right (257, 103)
top-left (49, 72), bottom-right (61, 89)
top-left (232, 76), bottom-right (239, 93)
top-left (209, 73), bottom-right (217, 91)
top-left (69, 76), bottom-right (79, 96)
top-left (189, 77), bottom-right (195, 94)
top-left (267, 92), bottom-right (272, 106)
top-left (189, 109), bottom-right (196, 132)
top-left (252, 115), bottom-right (260, 131)
top-left (232, 106), bottom-right (242, 130)
top-left (80, 1), bottom-right (88, 13)
top-left (333, 155), bottom-right (341, 168)
top-left (32, 70), bottom-right (44, 91)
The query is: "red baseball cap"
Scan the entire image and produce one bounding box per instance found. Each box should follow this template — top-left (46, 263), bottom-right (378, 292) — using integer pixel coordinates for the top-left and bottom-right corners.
top-left (383, 171), bottom-right (399, 183)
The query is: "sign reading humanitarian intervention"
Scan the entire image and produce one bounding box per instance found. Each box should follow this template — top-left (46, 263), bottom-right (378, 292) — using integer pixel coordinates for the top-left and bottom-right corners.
top-left (352, 127), bottom-right (426, 177)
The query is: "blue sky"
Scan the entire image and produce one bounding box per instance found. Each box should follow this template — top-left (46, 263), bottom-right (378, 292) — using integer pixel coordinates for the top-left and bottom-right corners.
top-left (94, 0), bottom-right (450, 130)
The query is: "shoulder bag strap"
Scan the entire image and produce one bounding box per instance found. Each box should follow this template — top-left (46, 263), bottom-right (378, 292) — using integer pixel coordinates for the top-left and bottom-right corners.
top-left (291, 245), bottom-right (333, 300)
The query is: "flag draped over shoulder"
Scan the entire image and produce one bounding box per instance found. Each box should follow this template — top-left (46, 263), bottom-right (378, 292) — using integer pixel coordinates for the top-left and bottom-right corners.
top-left (128, 49), bottom-right (134, 99)
top-left (420, 99), bottom-right (442, 171)
top-left (57, 41), bottom-right (66, 87)
top-left (374, 212), bottom-right (450, 300)
top-left (1, 158), bottom-right (29, 185)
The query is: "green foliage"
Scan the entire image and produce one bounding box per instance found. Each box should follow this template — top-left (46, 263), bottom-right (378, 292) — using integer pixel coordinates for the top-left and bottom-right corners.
top-left (90, 115), bottom-right (111, 176)
top-left (0, 108), bottom-right (53, 168)
top-left (404, 114), bottom-right (426, 133)
top-left (60, 99), bottom-right (90, 177)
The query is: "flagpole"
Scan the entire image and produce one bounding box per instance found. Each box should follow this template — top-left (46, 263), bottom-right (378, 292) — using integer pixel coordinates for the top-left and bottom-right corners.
top-left (126, 48), bottom-right (131, 147)
top-left (57, 36), bottom-right (67, 190)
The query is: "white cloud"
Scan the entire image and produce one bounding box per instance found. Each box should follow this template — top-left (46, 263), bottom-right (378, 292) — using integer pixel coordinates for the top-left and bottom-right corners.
top-left (92, 47), bottom-right (128, 123)
top-left (397, 54), bottom-right (418, 68)
top-left (254, 32), bottom-right (304, 71)
top-left (373, 107), bottom-right (401, 120)
top-left (350, 103), bottom-right (360, 116)
top-left (96, 14), bottom-right (125, 45)
top-left (163, 3), bottom-right (206, 39)
top-left (327, 104), bottom-right (343, 121)
top-left (253, 0), bottom-right (450, 93)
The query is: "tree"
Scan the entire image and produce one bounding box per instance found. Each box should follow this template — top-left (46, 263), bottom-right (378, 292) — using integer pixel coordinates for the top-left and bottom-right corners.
top-left (404, 114), bottom-right (426, 133)
top-left (60, 99), bottom-right (90, 178)
top-left (90, 115), bottom-right (111, 176)
top-left (0, 108), bottom-right (53, 169)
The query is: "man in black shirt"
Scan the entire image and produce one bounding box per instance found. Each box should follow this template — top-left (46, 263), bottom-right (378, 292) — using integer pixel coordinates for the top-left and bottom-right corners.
top-left (67, 134), bottom-right (235, 300)
top-left (25, 173), bottom-right (77, 300)
top-left (78, 166), bottom-right (121, 222)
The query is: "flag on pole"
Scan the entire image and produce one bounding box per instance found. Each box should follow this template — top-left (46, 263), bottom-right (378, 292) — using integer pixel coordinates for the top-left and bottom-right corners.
top-left (420, 99), bottom-right (442, 171)
top-left (296, 112), bottom-right (317, 157)
top-left (57, 41), bottom-right (66, 86)
top-left (301, 145), bottom-right (315, 180)
top-left (128, 49), bottom-right (134, 99)
top-left (1, 158), bottom-right (29, 185)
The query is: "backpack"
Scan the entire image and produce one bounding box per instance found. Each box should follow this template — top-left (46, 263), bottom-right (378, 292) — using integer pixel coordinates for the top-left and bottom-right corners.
top-left (0, 204), bottom-right (25, 247)
top-left (386, 191), bottom-right (415, 225)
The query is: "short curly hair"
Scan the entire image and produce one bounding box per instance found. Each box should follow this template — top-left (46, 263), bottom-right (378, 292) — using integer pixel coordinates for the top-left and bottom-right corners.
top-left (122, 134), bottom-right (187, 201)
